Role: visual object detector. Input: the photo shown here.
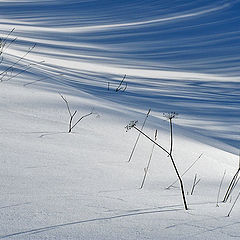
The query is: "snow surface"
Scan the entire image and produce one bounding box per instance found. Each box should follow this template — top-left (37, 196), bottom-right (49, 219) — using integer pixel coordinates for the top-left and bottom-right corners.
top-left (0, 0), bottom-right (240, 239)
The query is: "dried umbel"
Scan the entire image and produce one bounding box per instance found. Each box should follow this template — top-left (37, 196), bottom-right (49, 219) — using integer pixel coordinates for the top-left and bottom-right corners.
top-left (125, 120), bottom-right (138, 132)
top-left (127, 109), bottom-right (151, 163)
top-left (163, 112), bottom-right (178, 120)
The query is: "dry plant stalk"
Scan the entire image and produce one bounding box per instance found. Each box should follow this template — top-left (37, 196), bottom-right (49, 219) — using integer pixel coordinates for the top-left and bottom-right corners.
top-left (190, 173), bottom-right (201, 195)
top-left (227, 192), bottom-right (240, 217)
top-left (0, 28), bottom-right (16, 57)
top-left (140, 129), bottom-right (158, 189)
top-left (126, 112), bottom-right (188, 210)
top-left (128, 109), bottom-right (151, 163)
top-left (0, 44), bottom-right (36, 82)
top-left (216, 170), bottom-right (226, 207)
top-left (0, 28), bottom-right (38, 82)
top-left (60, 94), bottom-right (95, 133)
top-left (223, 152), bottom-right (240, 203)
top-left (116, 74), bottom-right (127, 92)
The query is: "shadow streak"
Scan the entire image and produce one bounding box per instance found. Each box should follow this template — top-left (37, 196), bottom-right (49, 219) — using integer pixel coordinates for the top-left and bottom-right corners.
top-left (0, 208), bottom-right (181, 239)
top-left (0, 202), bottom-right (31, 210)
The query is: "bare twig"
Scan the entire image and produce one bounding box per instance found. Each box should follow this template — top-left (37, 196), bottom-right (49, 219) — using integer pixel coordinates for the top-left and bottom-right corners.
top-left (223, 170), bottom-right (240, 203)
top-left (223, 153), bottom-right (240, 203)
top-left (71, 111), bottom-right (93, 130)
top-left (227, 191), bottom-right (240, 217)
top-left (122, 82), bottom-right (127, 92)
top-left (2, 37), bottom-right (17, 55)
top-left (140, 129), bottom-right (157, 189)
top-left (0, 28), bottom-right (16, 67)
top-left (128, 109), bottom-right (151, 163)
top-left (116, 74), bottom-right (127, 92)
top-left (227, 176), bottom-right (240, 202)
top-left (216, 170), bottom-right (226, 207)
top-left (190, 174), bottom-right (201, 195)
top-left (0, 28), bottom-right (15, 54)
top-left (0, 43), bottom-right (36, 82)
top-left (60, 94), bottom-right (95, 133)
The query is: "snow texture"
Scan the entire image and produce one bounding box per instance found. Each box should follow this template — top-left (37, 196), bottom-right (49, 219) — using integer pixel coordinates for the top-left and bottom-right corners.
top-left (0, 1), bottom-right (240, 239)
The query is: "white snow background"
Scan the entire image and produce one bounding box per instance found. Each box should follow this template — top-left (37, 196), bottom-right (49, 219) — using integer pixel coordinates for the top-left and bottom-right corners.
top-left (0, 0), bottom-right (240, 239)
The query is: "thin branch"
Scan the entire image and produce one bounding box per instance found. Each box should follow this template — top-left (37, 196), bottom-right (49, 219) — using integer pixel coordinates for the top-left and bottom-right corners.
top-left (116, 74), bottom-right (127, 92)
top-left (60, 93), bottom-right (72, 117)
top-left (227, 176), bottom-right (240, 201)
top-left (133, 125), bottom-right (169, 155)
top-left (70, 111), bottom-right (93, 131)
top-left (227, 191), bottom-right (240, 217)
top-left (0, 43), bottom-right (36, 81)
top-left (122, 82), bottom-right (127, 92)
top-left (190, 174), bottom-right (201, 195)
top-left (169, 118), bottom-right (173, 155)
top-left (239, 150), bottom-right (240, 169)
top-left (60, 94), bottom-right (95, 133)
top-left (216, 170), bottom-right (226, 207)
top-left (69, 110), bottom-right (77, 133)
top-left (1, 30), bottom-right (17, 62)
top-left (3, 37), bottom-right (17, 53)
top-left (223, 168), bottom-right (240, 203)
top-left (0, 28), bottom-right (15, 53)
top-left (140, 129), bottom-right (157, 189)
top-left (128, 109), bottom-right (151, 163)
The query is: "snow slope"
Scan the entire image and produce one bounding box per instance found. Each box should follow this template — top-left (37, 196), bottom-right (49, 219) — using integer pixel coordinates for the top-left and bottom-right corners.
top-left (0, 0), bottom-right (240, 239)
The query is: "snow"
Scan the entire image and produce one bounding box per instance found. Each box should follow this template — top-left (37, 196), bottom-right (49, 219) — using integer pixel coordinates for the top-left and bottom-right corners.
top-left (0, 0), bottom-right (240, 239)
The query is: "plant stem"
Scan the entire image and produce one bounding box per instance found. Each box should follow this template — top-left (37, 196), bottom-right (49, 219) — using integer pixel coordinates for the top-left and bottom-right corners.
top-left (216, 170), bottom-right (226, 207)
top-left (133, 126), bottom-right (188, 210)
top-left (140, 130), bottom-right (157, 189)
top-left (128, 109), bottom-right (151, 162)
top-left (227, 191), bottom-right (240, 217)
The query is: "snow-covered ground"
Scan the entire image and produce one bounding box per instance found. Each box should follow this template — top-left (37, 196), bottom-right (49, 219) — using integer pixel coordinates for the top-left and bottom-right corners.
top-left (0, 1), bottom-right (240, 239)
